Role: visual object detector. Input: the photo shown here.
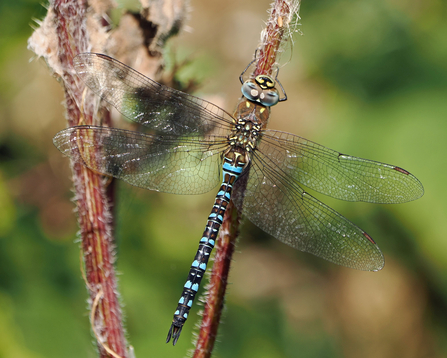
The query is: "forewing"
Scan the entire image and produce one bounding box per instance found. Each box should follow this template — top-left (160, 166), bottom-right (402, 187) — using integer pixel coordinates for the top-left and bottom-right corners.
top-left (73, 53), bottom-right (234, 137)
top-left (259, 130), bottom-right (424, 204)
top-left (53, 126), bottom-right (226, 194)
top-left (232, 153), bottom-right (384, 271)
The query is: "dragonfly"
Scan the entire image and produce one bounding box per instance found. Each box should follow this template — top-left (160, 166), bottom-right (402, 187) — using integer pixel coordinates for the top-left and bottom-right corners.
top-left (53, 53), bottom-right (424, 345)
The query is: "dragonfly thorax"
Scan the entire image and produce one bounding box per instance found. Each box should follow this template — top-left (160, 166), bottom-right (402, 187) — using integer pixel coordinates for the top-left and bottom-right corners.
top-left (229, 118), bottom-right (261, 153)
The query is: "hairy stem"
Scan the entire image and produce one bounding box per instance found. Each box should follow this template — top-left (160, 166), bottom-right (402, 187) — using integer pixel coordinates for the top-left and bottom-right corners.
top-left (47, 1), bottom-right (127, 357)
top-left (193, 1), bottom-right (300, 356)
top-left (28, 0), bottom-right (185, 355)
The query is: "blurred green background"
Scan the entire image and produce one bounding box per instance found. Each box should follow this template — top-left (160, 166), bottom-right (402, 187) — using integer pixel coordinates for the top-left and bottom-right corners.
top-left (1, 0), bottom-right (446, 357)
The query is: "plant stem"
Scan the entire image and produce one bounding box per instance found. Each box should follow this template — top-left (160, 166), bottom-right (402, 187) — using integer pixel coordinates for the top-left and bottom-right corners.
top-left (193, 1), bottom-right (300, 356)
top-left (193, 201), bottom-right (240, 358)
top-left (53, 1), bottom-right (127, 357)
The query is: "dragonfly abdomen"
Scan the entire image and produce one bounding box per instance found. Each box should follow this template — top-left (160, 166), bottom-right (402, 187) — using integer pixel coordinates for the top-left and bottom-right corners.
top-left (166, 149), bottom-right (247, 345)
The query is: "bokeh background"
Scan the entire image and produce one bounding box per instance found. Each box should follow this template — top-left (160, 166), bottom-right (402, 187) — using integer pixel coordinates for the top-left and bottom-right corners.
top-left (1, 0), bottom-right (446, 357)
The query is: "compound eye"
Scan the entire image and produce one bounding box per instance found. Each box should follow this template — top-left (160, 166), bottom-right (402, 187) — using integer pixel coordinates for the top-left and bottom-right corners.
top-left (241, 79), bottom-right (261, 101)
top-left (259, 89), bottom-right (279, 107)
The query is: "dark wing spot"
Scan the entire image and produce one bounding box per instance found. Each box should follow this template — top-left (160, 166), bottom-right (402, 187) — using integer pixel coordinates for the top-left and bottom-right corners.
top-left (394, 166), bottom-right (410, 175)
top-left (363, 232), bottom-right (376, 244)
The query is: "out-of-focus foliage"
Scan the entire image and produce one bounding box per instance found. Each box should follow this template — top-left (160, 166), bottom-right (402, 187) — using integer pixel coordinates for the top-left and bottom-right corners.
top-left (1, 0), bottom-right (446, 357)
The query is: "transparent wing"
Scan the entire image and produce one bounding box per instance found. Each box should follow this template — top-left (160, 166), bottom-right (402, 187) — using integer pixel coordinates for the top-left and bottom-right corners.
top-left (232, 153), bottom-right (384, 271)
top-left (259, 130), bottom-right (424, 204)
top-left (53, 126), bottom-right (227, 194)
top-left (74, 53), bottom-right (234, 137)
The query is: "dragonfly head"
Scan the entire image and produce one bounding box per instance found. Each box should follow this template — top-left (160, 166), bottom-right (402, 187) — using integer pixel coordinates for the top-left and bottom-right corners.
top-left (241, 75), bottom-right (280, 107)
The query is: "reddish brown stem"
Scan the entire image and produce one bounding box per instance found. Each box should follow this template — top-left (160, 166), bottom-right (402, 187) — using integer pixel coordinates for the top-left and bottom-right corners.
top-left (193, 1), bottom-right (299, 356)
top-left (193, 201), bottom-right (240, 358)
top-left (31, 0), bottom-right (187, 354)
top-left (40, 0), bottom-right (128, 357)
top-left (255, 0), bottom-right (294, 77)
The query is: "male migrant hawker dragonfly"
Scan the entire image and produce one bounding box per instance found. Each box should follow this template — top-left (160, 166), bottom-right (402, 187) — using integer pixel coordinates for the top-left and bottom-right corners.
top-left (53, 53), bottom-right (424, 345)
